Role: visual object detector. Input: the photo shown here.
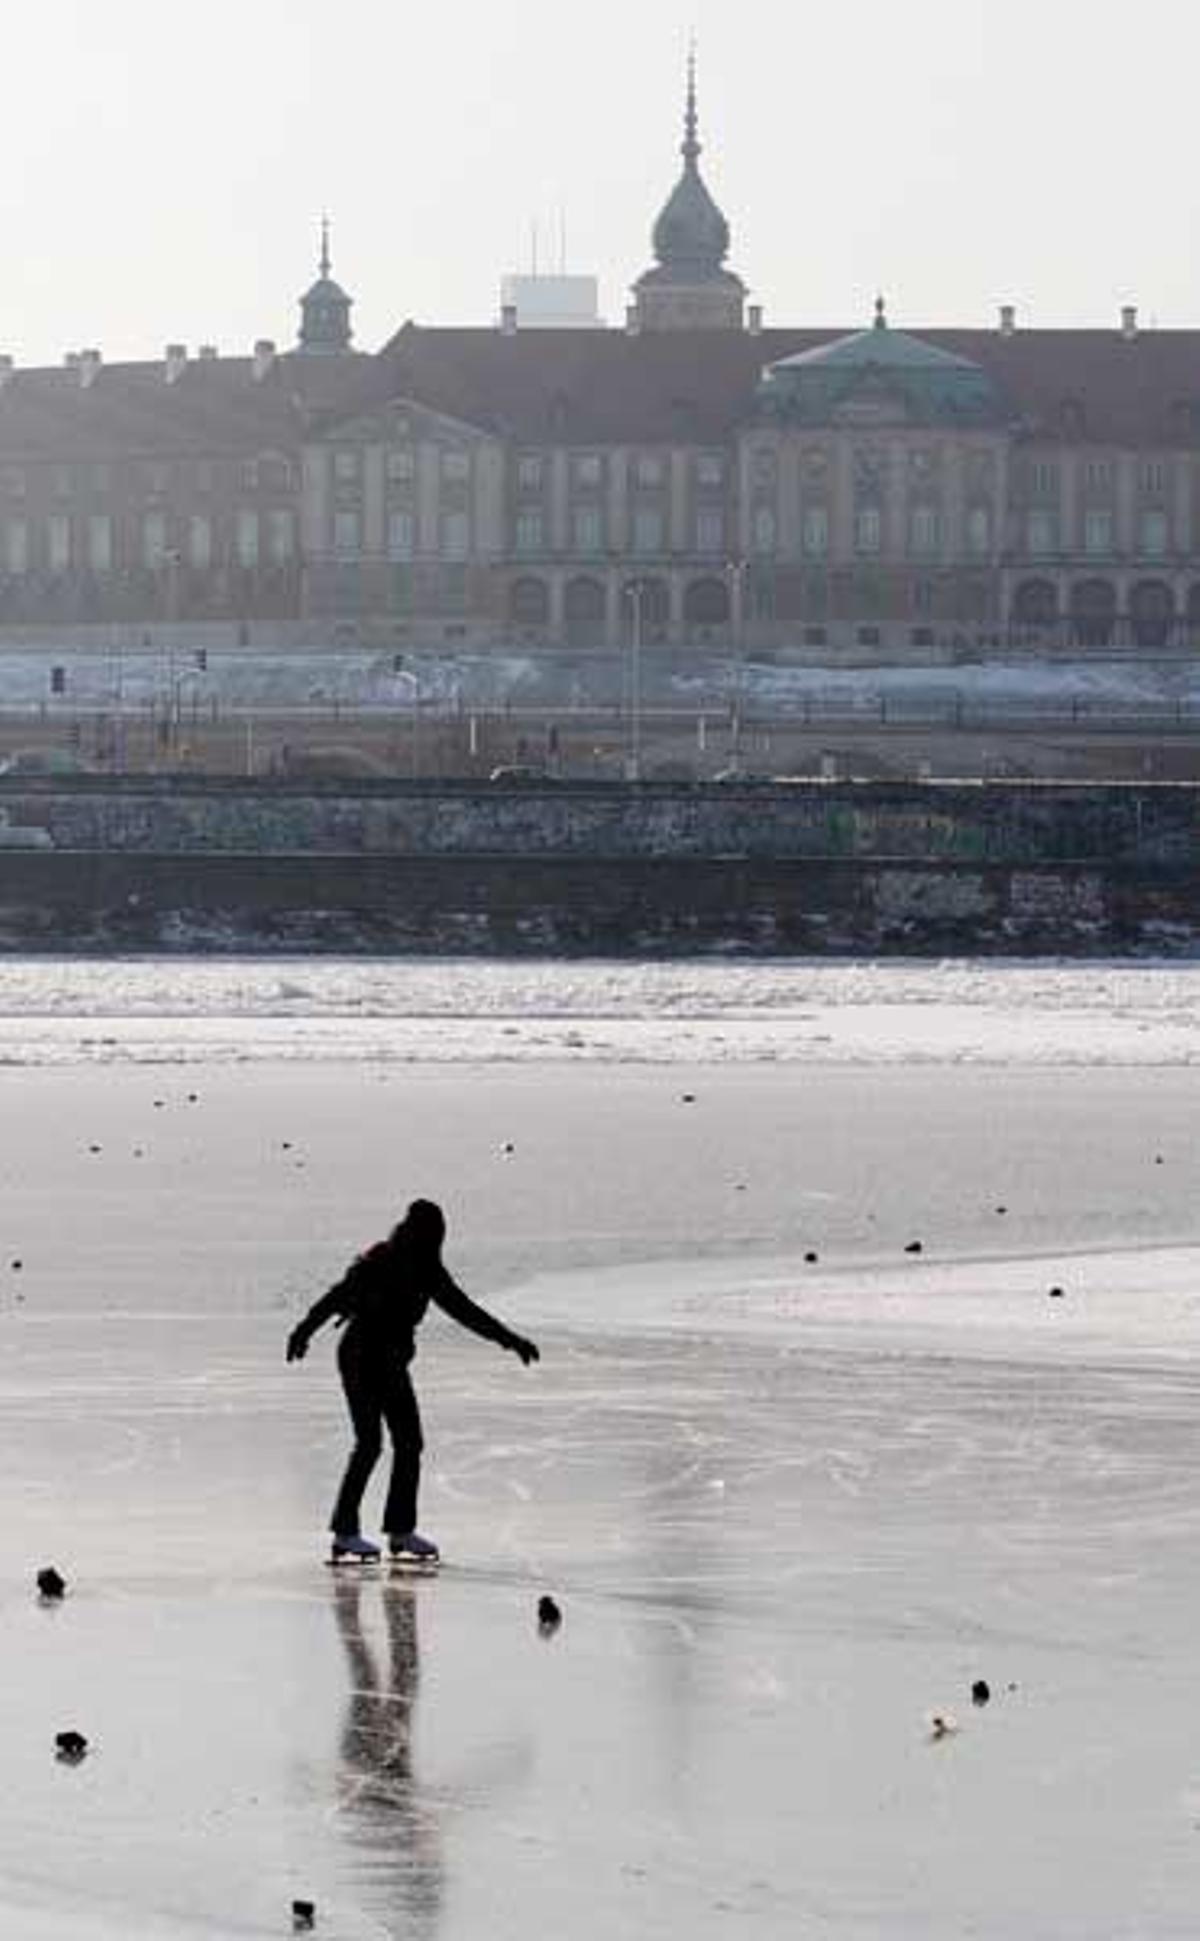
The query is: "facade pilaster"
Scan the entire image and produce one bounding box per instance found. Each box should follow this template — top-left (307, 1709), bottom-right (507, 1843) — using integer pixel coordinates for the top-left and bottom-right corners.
top-left (362, 445), bottom-right (384, 555)
top-left (549, 452), bottom-right (570, 553)
top-left (548, 570), bottom-right (566, 639)
top-left (1115, 452), bottom-right (1136, 555)
top-left (668, 569), bottom-right (686, 642)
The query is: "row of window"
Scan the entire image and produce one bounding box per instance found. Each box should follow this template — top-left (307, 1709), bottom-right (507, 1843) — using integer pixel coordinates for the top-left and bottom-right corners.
top-left (334, 447), bottom-right (471, 487)
top-left (1024, 507), bottom-right (1172, 556)
top-left (0, 457), bottom-right (295, 500)
top-left (1026, 458), bottom-right (1172, 498)
top-left (0, 510), bottom-right (295, 574)
top-left (747, 505), bottom-right (994, 560)
top-left (330, 509), bottom-right (468, 561)
top-left (515, 451), bottom-right (726, 495)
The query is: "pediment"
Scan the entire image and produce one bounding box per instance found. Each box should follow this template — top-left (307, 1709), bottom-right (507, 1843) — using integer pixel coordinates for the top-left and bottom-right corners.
top-left (319, 395), bottom-right (492, 447)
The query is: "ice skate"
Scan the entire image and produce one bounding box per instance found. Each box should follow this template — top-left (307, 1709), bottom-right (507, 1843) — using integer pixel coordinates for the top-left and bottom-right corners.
top-left (388, 1530), bottom-right (440, 1572)
top-left (328, 1533), bottom-right (381, 1567)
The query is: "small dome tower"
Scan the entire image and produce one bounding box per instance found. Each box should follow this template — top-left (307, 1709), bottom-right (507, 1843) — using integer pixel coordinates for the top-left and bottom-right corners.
top-left (297, 218), bottom-right (354, 355)
top-left (633, 52), bottom-right (746, 332)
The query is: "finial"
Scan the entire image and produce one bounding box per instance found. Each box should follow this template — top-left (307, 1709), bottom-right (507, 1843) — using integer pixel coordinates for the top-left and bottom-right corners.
top-left (874, 292), bottom-right (887, 330)
top-left (319, 214), bottom-right (331, 281)
top-left (683, 38), bottom-right (700, 166)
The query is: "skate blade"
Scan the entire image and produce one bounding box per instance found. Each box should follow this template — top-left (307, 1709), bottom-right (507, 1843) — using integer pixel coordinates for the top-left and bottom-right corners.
top-left (387, 1556), bottom-right (441, 1575)
top-left (325, 1553), bottom-right (382, 1569)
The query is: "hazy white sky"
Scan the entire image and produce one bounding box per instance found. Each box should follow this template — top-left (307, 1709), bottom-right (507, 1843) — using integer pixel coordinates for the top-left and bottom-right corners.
top-left (4, 0), bottom-right (1198, 362)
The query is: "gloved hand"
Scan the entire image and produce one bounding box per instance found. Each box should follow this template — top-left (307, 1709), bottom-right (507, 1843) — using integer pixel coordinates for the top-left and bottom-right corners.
top-left (286, 1327), bottom-right (309, 1363)
top-left (510, 1334), bottom-right (540, 1367)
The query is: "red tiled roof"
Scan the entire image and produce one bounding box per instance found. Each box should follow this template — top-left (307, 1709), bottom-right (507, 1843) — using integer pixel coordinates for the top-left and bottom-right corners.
top-left (0, 351), bottom-right (370, 460)
top-left (378, 323), bottom-right (1200, 448)
top-left (1, 325), bottom-right (1199, 458)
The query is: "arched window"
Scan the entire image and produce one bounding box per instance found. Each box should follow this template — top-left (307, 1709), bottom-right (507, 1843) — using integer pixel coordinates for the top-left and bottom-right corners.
top-left (564, 575), bottom-right (606, 645)
top-left (1069, 578), bottom-right (1117, 648)
top-left (1013, 579), bottom-right (1058, 629)
top-left (1129, 579), bottom-right (1174, 650)
top-left (683, 578), bottom-right (730, 627)
top-left (509, 577), bottom-right (549, 627)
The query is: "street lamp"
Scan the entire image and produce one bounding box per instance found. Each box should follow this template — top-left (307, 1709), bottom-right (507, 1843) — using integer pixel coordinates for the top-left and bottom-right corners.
top-left (623, 579), bottom-right (647, 782)
top-left (724, 557), bottom-right (748, 770)
top-left (392, 661), bottom-right (420, 778)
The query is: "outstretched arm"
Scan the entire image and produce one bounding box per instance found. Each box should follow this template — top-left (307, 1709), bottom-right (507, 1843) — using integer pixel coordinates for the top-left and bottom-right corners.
top-left (286, 1258), bottom-right (367, 1362)
top-left (431, 1268), bottom-right (540, 1365)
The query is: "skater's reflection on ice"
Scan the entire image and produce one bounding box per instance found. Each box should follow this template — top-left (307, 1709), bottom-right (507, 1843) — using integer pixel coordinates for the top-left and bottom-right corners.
top-left (332, 1574), bottom-right (443, 1936)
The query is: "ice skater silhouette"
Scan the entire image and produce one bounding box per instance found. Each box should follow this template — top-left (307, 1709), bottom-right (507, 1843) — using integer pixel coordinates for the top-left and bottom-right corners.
top-left (287, 1199), bottom-right (539, 1563)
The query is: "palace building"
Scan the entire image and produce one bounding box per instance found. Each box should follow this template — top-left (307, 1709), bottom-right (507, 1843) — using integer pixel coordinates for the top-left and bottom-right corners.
top-left (0, 71), bottom-right (1199, 659)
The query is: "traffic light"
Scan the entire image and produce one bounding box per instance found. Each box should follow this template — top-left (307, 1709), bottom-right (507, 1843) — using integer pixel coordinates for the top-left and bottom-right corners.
top-left (50, 666), bottom-right (65, 696)
top-left (194, 648), bottom-right (208, 672)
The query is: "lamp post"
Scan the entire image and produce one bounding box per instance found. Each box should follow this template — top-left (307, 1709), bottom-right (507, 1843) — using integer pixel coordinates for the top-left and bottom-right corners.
top-left (724, 557), bottom-right (748, 769)
top-left (623, 579), bottom-right (646, 782)
top-left (393, 663), bottom-right (420, 778)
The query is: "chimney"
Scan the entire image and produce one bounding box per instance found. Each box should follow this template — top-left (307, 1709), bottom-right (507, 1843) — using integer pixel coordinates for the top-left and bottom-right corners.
top-left (198, 344), bottom-right (218, 361)
top-left (78, 348), bottom-right (101, 388)
top-left (252, 338), bottom-right (276, 381)
top-left (63, 351), bottom-right (81, 369)
top-left (625, 304), bottom-right (641, 337)
top-left (998, 304), bottom-right (1016, 337)
top-left (500, 303), bottom-right (518, 337)
top-left (747, 303), bottom-right (763, 336)
top-left (1121, 304), bottom-right (1138, 341)
top-left (0, 355), bottom-right (14, 389)
top-left (165, 343), bottom-right (187, 384)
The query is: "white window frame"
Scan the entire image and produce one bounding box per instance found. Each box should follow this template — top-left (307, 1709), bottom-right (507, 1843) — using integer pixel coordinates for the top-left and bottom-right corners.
top-left (854, 506), bottom-right (881, 556)
top-left (87, 514), bottom-right (112, 572)
top-left (633, 506), bottom-right (665, 555)
top-left (515, 509), bottom-right (544, 555)
top-left (386, 447), bottom-right (415, 484)
top-left (236, 508), bottom-right (260, 567)
top-left (802, 505), bottom-right (829, 559)
top-left (332, 509), bottom-right (359, 557)
top-left (267, 508), bottom-right (295, 564)
top-left (573, 506), bottom-right (603, 553)
top-left (1083, 508), bottom-right (1114, 557)
top-left (143, 511), bottom-right (167, 569)
top-left (189, 514), bottom-right (212, 570)
top-left (753, 505), bottom-right (778, 556)
top-left (441, 509), bottom-right (470, 559)
top-left (47, 514), bottom-right (71, 571)
top-left (517, 454), bottom-right (544, 492)
top-left (1140, 507), bottom-right (1169, 557)
top-left (966, 506), bottom-right (991, 557)
top-left (5, 519), bottom-right (27, 573)
top-left (695, 507), bottom-right (724, 554)
top-left (909, 505), bottom-right (939, 558)
top-left (387, 510), bottom-right (416, 560)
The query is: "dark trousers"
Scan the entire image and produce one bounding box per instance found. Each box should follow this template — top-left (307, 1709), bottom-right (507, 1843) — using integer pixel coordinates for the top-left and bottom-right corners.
top-left (330, 1339), bottom-right (424, 1539)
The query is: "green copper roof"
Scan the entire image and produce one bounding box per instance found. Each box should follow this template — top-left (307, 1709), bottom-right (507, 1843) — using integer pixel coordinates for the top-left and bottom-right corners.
top-left (758, 304), bottom-right (1012, 428)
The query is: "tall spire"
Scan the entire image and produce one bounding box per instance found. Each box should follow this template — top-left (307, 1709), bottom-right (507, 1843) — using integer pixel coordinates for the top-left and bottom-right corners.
top-left (683, 41), bottom-right (700, 169)
top-left (319, 213), bottom-right (332, 281)
top-left (633, 50), bottom-right (746, 330)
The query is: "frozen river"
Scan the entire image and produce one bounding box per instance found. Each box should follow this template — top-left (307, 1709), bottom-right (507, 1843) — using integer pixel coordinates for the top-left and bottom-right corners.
top-left (0, 959), bottom-right (1199, 1937)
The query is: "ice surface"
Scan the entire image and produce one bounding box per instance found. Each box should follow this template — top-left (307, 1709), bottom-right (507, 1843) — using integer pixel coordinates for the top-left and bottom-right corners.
top-left (0, 967), bottom-right (1199, 1935)
top-left (0, 956), bottom-right (1199, 1068)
